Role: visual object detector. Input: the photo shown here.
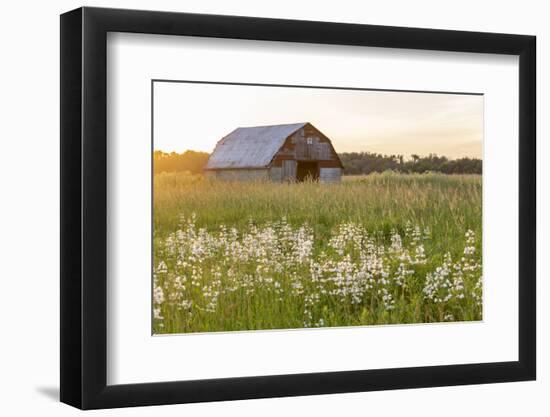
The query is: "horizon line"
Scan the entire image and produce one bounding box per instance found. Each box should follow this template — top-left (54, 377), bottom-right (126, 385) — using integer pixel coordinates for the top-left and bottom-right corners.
top-left (153, 148), bottom-right (483, 160)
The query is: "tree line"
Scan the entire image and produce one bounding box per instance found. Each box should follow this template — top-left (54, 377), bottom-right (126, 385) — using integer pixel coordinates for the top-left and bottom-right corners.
top-left (153, 150), bottom-right (210, 175)
top-left (339, 152), bottom-right (482, 175)
top-left (154, 150), bottom-right (482, 175)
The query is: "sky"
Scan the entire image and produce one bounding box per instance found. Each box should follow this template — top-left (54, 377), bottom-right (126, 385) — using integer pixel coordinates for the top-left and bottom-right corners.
top-left (153, 82), bottom-right (483, 159)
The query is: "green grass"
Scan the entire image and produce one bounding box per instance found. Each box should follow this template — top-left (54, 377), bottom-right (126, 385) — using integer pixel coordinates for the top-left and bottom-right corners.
top-left (153, 171), bottom-right (482, 334)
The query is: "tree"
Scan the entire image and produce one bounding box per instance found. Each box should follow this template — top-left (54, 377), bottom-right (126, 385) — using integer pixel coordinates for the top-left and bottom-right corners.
top-left (337, 152), bottom-right (482, 175)
top-left (153, 150), bottom-right (210, 174)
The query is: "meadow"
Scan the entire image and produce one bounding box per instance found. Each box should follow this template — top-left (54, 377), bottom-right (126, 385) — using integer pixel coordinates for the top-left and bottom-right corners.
top-left (153, 172), bottom-right (482, 334)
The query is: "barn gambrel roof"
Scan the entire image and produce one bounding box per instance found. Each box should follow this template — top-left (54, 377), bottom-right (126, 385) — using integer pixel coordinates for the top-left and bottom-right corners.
top-left (205, 122), bottom-right (308, 170)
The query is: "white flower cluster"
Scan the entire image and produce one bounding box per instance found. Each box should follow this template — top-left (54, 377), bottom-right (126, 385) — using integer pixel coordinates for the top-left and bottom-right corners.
top-left (422, 230), bottom-right (481, 306)
top-left (153, 216), bottom-right (482, 329)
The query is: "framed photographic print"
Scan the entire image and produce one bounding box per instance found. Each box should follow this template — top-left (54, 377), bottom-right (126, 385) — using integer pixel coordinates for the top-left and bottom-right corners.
top-left (60, 6), bottom-right (536, 409)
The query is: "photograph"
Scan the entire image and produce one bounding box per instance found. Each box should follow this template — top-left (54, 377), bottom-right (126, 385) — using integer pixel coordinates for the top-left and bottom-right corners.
top-left (152, 81), bottom-right (484, 335)
top-left (55, 5), bottom-right (539, 411)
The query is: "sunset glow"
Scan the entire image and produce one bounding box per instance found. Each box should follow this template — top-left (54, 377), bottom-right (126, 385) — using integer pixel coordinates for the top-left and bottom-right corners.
top-left (153, 82), bottom-right (483, 159)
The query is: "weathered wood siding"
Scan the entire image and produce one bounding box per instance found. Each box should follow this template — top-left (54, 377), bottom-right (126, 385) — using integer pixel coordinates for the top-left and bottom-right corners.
top-left (271, 124), bottom-right (342, 170)
top-left (282, 160), bottom-right (297, 181)
top-left (205, 169), bottom-right (269, 181)
top-left (319, 168), bottom-right (342, 183)
top-left (269, 167), bottom-right (282, 181)
top-left (294, 138), bottom-right (331, 160)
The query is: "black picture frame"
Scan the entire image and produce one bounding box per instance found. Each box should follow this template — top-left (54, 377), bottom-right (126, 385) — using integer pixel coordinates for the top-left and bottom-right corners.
top-left (60, 6), bottom-right (536, 410)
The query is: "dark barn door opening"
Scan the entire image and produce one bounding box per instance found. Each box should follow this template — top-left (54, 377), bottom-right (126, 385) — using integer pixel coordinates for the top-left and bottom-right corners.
top-left (296, 161), bottom-right (319, 182)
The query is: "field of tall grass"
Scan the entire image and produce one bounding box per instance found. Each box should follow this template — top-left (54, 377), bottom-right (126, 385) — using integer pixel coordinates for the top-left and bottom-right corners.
top-left (153, 172), bottom-right (482, 334)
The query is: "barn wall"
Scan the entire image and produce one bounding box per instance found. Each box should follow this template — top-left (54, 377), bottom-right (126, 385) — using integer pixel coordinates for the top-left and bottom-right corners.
top-left (269, 167), bottom-right (282, 182)
top-left (282, 160), bottom-right (297, 181)
top-left (205, 169), bottom-right (269, 181)
top-left (271, 124), bottom-right (343, 169)
top-left (319, 168), bottom-right (342, 183)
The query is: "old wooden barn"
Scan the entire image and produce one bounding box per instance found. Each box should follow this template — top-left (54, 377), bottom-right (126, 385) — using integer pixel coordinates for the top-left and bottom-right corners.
top-left (204, 122), bottom-right (343, 182)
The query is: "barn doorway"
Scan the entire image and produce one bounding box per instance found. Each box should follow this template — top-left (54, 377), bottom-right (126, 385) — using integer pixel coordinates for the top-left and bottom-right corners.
top-left (296, 161), bottom-right (319, 182)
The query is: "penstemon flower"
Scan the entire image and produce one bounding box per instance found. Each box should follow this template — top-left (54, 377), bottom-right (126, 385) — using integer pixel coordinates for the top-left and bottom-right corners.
top-left (154, 215), bottom-right (482, 330)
